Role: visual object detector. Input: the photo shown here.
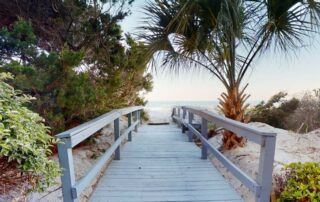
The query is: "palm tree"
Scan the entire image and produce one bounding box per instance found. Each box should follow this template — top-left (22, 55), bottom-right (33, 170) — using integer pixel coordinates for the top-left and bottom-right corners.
top-left (141, 0), bottom-right (320, 149)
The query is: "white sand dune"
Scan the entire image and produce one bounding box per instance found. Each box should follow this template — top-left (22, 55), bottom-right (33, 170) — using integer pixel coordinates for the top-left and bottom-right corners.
top-left (209, 122), bottom-right (320, 201)
top-left (145, 108), bottom-right (320, 201)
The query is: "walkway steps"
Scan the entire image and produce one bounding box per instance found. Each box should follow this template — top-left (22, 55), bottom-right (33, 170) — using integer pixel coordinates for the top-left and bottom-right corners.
top-left (89, 124), bottom-right (243, 202)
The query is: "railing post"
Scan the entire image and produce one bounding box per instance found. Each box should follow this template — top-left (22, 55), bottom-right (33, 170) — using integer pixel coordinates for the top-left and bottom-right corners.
top-left (134, 110), bottom-right (138, 132)
top-left (188, 112), bottom-right (194, 142)
top-left (127, 113), bottom-right (132, 141)
top-left (256, 136), bottom-right (276, 202)
top-left (201, 118), bottom-right (208, 159)
top-left (182, 108), bottom-right (187, 133)
top-left (114, 118), bottom-right (120, 160)
top-left (57, 138), bottom-right (77, 202)
top-left (171, 108), bottom-right (175, 122)
top-left (182, 108), bottom-right (186, 119)
top-left (138, 110), bottom-right (141, 126)
top-left (177, 108), bottom-right (181, 128)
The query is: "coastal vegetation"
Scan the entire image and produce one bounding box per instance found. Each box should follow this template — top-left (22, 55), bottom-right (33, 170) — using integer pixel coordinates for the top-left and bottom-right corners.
top-left (0, 0), bottom-right (319, 201)
top-left (249, 90), bottom-right (320, 133)
top-left (141, 0), bottom-right (320, 149)
top-left (249, 92), bottom-right (300, 130)
top-left (0, 0), bottom-right (152, 197)
top-left (0, 73), bottom-right (60, 194)
top-left (275, 162), bottom-right (320, 201)
top-left (0, 1), bottom-right (152, 134)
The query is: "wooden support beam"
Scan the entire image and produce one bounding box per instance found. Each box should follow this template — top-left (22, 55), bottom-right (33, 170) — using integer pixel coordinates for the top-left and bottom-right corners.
top-left (201, 118), bottom-right (208, 160)
top-left (256, 136), bottom-right (276, 202)
top-left (188, 113), bottom-right (194, 142)
top-left (114, 118), bottom-right (120, 160)
top-left (58, 138), bottom-right (77, 201)
top-left (127, 113), bottom-right (132, 141)
top-left (134, 111), bottom-right (138, 132)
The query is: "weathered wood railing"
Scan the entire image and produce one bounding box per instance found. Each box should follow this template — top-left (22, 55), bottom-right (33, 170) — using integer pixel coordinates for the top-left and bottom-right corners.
top-left (172, 106), bottom-right (276, 202)
top-left (56, 106), bottom-right (143, 202)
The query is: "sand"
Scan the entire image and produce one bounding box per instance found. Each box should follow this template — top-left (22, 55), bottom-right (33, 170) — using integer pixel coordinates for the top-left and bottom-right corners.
top-left (2, 108), bottom-right (320, 201)
top-left (209, 122), bottom-right (320, 201)
top-left (146, 108), bottom-right (320, 201)
top-left (1, 118), bottom-right (128, 202)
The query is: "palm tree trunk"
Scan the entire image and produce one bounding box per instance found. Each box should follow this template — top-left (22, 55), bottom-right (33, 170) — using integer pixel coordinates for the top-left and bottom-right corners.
top-left (218, 86), bottom-right (249, 149)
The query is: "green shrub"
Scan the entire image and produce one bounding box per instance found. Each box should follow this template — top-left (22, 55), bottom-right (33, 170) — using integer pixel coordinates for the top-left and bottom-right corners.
top-left (0, 73), bottom-right (60, 192)
top-left (277, 162), bottom-right (320, 202)
top-left (248, 92), bottom-right (300, 129)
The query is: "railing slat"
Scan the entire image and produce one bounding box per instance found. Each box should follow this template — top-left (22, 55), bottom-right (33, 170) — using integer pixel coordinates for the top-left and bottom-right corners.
top-left (187, 123), bottom-right (260, 193)
top-left (119, 106), bottom-right (143, 116)
top-left (173, 106), bottom-right (276, 202)
top-left (73, 121), bottom-right (139, 197)
top-left (57, 106), bottom-right (143, 139)
top-left (57, 111), bottom-right (120, 139)
top-left (69, 112), bottom-right (120, 148)
top-left (56, 106), bottom-right (143, 202)
top-left (185, 107), bottom-right (275, 144)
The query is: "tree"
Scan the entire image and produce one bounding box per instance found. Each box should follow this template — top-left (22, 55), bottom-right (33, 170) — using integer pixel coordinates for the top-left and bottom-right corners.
top-left (0, 0), bottom-right (134, 51)
top-left (0, 18), bottom-right (152, 133)
top-left (141, 0), bottom-right (320, 149)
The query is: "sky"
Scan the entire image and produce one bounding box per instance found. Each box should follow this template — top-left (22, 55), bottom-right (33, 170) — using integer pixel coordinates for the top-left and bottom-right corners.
top-left (120, 0), bottom-right (320, 102)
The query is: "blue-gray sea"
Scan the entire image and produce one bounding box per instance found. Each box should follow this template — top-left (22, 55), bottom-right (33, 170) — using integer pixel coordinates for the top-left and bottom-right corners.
top-left (145, 100), bottom-right (260, 122)
top-left (145, 101), bottom-right (218, 122)
top-left (146, 101), bottom-right (218, 111)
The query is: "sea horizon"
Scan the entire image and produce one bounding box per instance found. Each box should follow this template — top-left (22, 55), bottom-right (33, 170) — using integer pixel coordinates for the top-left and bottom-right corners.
top-left (146, 100), bottom-right (262, 111)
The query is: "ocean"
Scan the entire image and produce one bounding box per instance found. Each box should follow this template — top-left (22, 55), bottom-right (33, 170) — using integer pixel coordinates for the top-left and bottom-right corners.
top-left (145, 100), bottom-right (261, 122)
top-left (146, 101), bottom-right (218, 111)
top-left (145, 101), bottom-right (219, 122)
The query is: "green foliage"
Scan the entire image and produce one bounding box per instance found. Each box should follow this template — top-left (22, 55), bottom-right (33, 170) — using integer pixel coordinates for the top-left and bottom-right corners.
top-left (0, 0), bottom-right (135, 51)
top-left (248, 92), bottom-right (300, 129)
top-left (0, 19), bottom-right (152, 133)
top-left (277, 162), bottom-right (320, 202)
top-left (0, 19), bottom-right (36, 63)
top-left (0, 73), bottom-right (60, 191)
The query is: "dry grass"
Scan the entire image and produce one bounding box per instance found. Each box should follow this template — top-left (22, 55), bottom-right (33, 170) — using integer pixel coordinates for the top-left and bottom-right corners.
top-left (0, 157), bottom-right (34, 197)
top-left (286, 91), bottom-right (320, 133)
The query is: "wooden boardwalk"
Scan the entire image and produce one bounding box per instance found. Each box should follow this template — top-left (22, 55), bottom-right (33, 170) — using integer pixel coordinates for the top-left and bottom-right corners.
top-left (89, 124), bottom-right (243, 202)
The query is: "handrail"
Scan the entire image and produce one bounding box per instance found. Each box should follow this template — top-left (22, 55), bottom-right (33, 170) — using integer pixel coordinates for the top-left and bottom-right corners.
top-left (56, 106), bottom-right (143, 202)
top-left (172, 106), bottom-right (276, 202)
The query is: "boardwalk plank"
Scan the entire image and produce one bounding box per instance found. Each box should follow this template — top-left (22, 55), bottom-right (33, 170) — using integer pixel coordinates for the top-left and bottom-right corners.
top-left (89, 124), bottom-right (243, 202)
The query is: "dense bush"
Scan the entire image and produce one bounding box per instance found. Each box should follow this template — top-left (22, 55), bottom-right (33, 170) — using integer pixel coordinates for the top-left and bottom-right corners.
top-left (275, 162), bottom-right (320, 202)
top-left (248, 92), bottom-right (300, 129)
top-left (0, 20), bottom-right (152, 134)
top-left (248, 90), bottom-right (320, 133)
top-left (286, 90), bottom-right (320, 133)
top-left (0, 73), bottom-right (60, 193)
